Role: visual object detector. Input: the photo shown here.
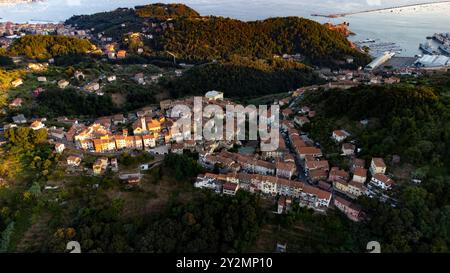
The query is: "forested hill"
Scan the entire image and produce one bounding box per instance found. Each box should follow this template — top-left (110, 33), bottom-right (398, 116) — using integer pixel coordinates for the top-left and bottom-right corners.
top-left (65, 3), bottom-right (369, 68)
top-left (135, 3), bottom-right (200, 19)
top-left (9, 35), bottom-right (94, 59)
top-left (157, 16), bottom-right (370, 67)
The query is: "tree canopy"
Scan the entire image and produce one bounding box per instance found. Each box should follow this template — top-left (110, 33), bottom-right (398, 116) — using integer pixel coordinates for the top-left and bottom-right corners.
top-left (9, 35), bottom-right (94, 59)
top-left (163, 62), bottom-right (323, 99)
top-left (156, 16), bottom-right (370, 68)
top-left (135, 3), bottom-right (200, 19)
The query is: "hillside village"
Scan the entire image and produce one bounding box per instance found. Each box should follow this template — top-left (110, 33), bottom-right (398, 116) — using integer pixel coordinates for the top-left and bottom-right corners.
top-left (3, 83), bottom-right (401, 223)
top-left (0, 17), bottom-right (441, 225)
top-left (1, 3), bottom-right (450, 254)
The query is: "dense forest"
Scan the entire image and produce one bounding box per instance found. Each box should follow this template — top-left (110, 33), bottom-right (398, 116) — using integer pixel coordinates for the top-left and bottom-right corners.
top-left (65, 4), bottom-right (370, 68)
top-left (284, 74), bottom-right (450, 252)
top-left (65, 8), bottom-right (144, 40)
top-left (34, 154), bottom-right (263, 253)
top-left (135, 3), bottom-right (200, 19)
top-left (9, 35), bottom-right (94, 59)
top-left (156, 16), bottom-right (370, 68)
top-left (40, 190), bottom-right (264, 253)
top-left (35, 88), bottom-right (117, 117)
top-left (66, 3), bottom-right (199, 34)
top-left (163, 62), bottom-right (324, 99)
top-left (302, 83), bottom-right (450, 168)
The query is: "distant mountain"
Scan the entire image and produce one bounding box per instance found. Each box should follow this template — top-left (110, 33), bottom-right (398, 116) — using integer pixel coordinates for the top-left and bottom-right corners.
top-left (0, 0), bottom-right (39, 4)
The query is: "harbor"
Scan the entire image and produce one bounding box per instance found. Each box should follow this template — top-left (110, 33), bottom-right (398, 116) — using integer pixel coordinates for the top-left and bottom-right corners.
top-left (357, 31), bottom-right (450, 72)
top-left (418, 32), bottom-right (450, 56)
top-left (354, 38), bottom-right (402, 58)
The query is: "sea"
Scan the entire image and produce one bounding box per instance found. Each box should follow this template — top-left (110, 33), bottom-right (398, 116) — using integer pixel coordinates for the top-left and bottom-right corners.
top-left (0, 0), bottom-right (449, 57)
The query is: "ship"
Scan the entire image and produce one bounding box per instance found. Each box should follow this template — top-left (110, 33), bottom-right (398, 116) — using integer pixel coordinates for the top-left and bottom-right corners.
top-left (359, 38), bottom-right (376, 43)
top-left (439, 44), bottom-right (450, 55)
top-left (419, 42), bottom-right (434, 55)
top-left (433, 33), bottom-right (450, 44)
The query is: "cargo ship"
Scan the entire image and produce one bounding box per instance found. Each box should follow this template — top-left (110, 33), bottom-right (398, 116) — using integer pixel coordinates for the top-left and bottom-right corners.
top-left (433, 33), bottom-right (450, 44)
top-left (419, 42), bottom-right (434, 55)
top-left (439, 44), bottom-right (450, 55)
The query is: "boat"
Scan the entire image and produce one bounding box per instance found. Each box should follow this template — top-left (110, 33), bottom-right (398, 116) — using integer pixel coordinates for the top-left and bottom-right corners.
top-left (419, 42), bottom-right (434, 55)
top-left (433, 33), bottom-right (449, 44)
top-left (361, 38), bottom-right (376, 43)
top-left (439, 44), bottom-right (450, 55)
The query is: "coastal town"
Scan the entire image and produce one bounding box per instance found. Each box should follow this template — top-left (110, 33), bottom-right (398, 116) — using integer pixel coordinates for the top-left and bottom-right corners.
top-left (1, 19), bottom-right (447, 224)
top-left (4, 75), bottom-right (401, 223)
top-left (0, 2), bottom-right (449, 256)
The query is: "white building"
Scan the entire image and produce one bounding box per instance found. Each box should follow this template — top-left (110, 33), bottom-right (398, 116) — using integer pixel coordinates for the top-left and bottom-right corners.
top-left (370, 158), bottom-right (386, 175)
top-left (415, 55), bottom-right (450, 68)
top-left (332, 130), bottom-right (350, 142)
top-left (58, 80), bottom-right (70, 89)
top-left (37, 76), bottom-right (47, 82)
top-left (205, 90), bottom-right (224, 101)
top-left (55, 143), bottom-right (65, 154)
top-left (107, 75), bottom-right (117, 82)
top-left (67, 155), bottom-right (82, 167)
top-left (370, 173), bottom-right (394, 190)
top-left (365, 52), bottom-right (396, 71)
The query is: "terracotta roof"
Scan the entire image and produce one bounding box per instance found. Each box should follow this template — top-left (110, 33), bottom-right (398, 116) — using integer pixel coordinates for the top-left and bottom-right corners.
top-left (329, 167), bottom-right (349, 180)
top-left (334, 196), bottom-right (362, 212)
top-left (276, 161), bottom-right (296, 171)
top-left (255, 160), bottom-right (276, 170)
top-left (298, 146), bottom-right (322, 156)
top-left (372, 158), bottom-right (386, 168)
top-left (372, 173), bottom-right (394, 185)
top-left (333, 130), bottom-right (350, 137)
top-left (305, 160), bottom-right (329, 170)
top-left (309, 169), bottom-right (328, 180)
top-left (349, 180), bottom-right (364, 189)
top-left (353, 167), bottom-right (367, 177)
top-left (223, 182), bottom-right (238, 191)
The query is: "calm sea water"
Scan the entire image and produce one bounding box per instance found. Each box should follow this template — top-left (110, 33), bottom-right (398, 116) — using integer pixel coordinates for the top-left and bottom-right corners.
top-left (1, 0), bottom-right (449, 56)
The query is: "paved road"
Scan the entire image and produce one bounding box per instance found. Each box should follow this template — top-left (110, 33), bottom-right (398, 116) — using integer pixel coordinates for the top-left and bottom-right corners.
top-left (281, 131), bottom-right (308, 183)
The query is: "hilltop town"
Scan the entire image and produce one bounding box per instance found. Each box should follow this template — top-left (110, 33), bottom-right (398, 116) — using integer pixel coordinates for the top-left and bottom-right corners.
top-left (0, 3), bottom-right (449, 254)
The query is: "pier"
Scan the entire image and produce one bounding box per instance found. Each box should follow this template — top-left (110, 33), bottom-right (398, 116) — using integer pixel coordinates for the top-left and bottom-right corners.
top-left (312, 0), bottom-right (450, 18)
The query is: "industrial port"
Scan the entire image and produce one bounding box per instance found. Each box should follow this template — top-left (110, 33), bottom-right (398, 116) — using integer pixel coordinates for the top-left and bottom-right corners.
top-left (354, 39), bottom-right (402, 58)
top-left (419, 32), bottom-right (450, 56)
top-left (358, 31), bottom-right (450, 72)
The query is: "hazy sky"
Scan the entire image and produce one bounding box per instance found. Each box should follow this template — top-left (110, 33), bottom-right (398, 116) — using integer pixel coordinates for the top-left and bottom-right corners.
top-left (0, 0), bottom-right (444, 22)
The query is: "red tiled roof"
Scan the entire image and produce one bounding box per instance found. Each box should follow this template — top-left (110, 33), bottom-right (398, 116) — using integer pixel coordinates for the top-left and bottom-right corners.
top-left (298, 146), bottom-right (322, 156)
top-left (223, 182), bottom-right (238, 191)
top-left (353, 167), bottom-right (367, 177)
top-left (372, 173), bottom-right (394, 185)
top-left (372, 158), bottom-right (386, 168)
